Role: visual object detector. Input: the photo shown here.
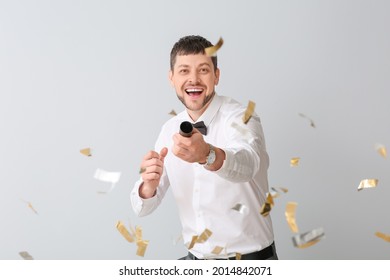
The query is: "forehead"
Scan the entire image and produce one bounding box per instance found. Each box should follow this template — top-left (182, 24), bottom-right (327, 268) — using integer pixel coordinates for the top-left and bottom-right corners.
top-left (174, 53), bottom-right (213, 68)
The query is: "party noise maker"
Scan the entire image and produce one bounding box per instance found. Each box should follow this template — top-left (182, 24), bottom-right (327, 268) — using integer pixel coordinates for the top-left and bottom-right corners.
top-left (179, 121), bottom-right (193, 137)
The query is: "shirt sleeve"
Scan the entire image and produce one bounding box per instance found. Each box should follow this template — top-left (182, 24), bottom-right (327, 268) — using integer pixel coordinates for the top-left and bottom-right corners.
top-left (214, 112), bottom-right (269, 183)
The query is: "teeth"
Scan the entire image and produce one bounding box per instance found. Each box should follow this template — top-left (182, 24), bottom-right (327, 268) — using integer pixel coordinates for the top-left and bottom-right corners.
top-left (186, 88), bottom-right (203, 93)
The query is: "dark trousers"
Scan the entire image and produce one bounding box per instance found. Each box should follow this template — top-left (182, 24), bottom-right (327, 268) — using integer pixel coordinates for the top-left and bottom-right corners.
top-left (179, 242), bottom-right (278, 260)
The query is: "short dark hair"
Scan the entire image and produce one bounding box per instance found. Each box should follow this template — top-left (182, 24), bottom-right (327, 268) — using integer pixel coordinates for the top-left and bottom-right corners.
top-left (170, 35), bottom-right (218, 71)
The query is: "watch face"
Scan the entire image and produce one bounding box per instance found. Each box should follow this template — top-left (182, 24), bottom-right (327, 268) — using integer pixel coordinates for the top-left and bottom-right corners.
top-left (207, 149), bottom-right (216, 165)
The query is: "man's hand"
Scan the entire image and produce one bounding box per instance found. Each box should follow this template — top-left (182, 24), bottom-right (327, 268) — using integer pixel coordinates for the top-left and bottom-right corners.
top-left (139, 147), bottom-right (168, 198)
top-left (172, 128), bottom-right (209, 163)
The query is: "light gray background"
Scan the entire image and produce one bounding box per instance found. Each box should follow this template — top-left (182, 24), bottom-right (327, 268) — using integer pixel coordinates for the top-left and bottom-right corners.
top-left (1, 0), bottom-right (389, 260)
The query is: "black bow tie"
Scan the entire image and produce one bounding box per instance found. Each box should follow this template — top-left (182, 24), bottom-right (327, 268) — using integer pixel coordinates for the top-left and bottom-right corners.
top-left (192, 121), bottom-right (207, 135)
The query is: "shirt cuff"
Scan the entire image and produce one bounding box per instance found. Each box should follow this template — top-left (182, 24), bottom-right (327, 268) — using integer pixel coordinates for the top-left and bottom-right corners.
top-left (131, 179), bottom-right (159, 216)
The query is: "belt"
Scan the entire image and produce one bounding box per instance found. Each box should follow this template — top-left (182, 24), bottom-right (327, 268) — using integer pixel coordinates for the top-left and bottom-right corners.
top-left (188, 242), bottom-right (275, 260)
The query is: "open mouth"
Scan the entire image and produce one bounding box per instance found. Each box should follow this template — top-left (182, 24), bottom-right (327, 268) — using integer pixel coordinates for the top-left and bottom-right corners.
top-left (185, 88), bottom-right (204, 97)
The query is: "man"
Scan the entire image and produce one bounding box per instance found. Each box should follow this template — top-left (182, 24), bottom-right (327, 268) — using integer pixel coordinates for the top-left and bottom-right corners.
top-left (131, 35), bottom-right (278, 260)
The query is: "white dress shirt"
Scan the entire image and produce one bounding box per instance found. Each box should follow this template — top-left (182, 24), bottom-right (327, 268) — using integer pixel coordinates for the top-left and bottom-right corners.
top-left (131, 94), bottom-right (275, 259)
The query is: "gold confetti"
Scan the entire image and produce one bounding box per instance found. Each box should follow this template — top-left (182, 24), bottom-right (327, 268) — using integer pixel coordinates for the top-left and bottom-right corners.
top-left (80, 148), bottom-right (92, 157)
top-left (211, 246), bottom-right (224, 255)
top-left (235, 253), bottom-right (242, 260)
top-left (357, 179), bottom-right (378, 191)
top-left (172, 234), bottom-right (183, 246)
top-left (116, 221), bottom-right (149, 257)
top-left (280, 187), bottom-right (289, 193)
top-left (285, 202), bottom-right (299, 233)
top-left (205, 37), bottom-right (224, 57)
top-left (136, 240), bottom-right (149, 257)
top-left (260, 193), bottom-right (274, 217)
top-left (169, 110), bottom-right (177, 116)
top-left (19, 251), bottom-right (34, 260)
top-left (375, 144), bottom-right (387, 158)
top-left (20, 199), bottom-right (38, 215)
top-left (290, 157), bottom-right (300, 167)
top-left (188, 235), bottom-right (198, 250)
top-left (135, 225), bottom-right (143, 241)
top-left (133, 226), bottom-right (149, 257)
top-left (296, 239), bottom-right (321, 249)
top-left (28, 202), bottom-right (38, 214)
top-left (375, 232), bottom-right (390, 242)
top-left (231, 203), bottom-right (249, 214)
top-left (243, 100), bottom-right (255, 124)
top-left (298, 113), bottom-right (316, 128)
top-left (270, 187), bottom-right (289, 198)
top-left (197, 229), bottom-right (213, 243)
top-left (292, 227), bottom-right (325, 248)
top-left (116, 221), bottom-right (135, 243)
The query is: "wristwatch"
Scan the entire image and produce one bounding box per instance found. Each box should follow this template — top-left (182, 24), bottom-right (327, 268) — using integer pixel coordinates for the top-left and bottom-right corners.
top-left (200, 144), bottom-right (216, 167)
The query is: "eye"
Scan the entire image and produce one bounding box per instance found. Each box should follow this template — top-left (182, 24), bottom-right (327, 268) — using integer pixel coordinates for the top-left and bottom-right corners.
top-left (179, 69), bottom-right (188, 74)
top-left (199, 68), bottom-right (209, 74)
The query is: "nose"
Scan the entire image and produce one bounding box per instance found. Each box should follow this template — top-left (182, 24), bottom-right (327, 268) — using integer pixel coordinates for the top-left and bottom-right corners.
top-left (188, 71), bottom-right (200, 84)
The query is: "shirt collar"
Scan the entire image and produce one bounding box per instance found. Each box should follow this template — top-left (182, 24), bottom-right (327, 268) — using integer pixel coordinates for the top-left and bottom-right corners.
top-left (184, 93), bottom-right (223, 127)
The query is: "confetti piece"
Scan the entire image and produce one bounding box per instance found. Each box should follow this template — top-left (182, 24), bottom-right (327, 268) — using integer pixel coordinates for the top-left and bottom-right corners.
top-left (285, 202), bottom-right (299, 233)
top-left (135, 225), bottom-right (143, 241)
top-left (80, 148), bottom-right (92, 157)
top-left (260, 193), bottom-right (274, 217)
top-left (375, 144), bottom-right (387, 158)
top-left (116, 221), bottom-right (135, 243)
top-left (139, 167), bottom-right (146, 174)
top-left (375, 232), bottom-right (390, 242)
top-left (235, 253), bottom-right (242, 260)
top-left (19, 251), bottom-right (34, 260)
top-left (270, 187), bottom-right (289, 198)
top-left (242, 101), bottom-right (255, 124)
top-left (116, 221), bottom-right (149, 257)
top-left (169, 110), bottom-right (177, 116)
top-left (231, 122), bottom-right (248, 134)
top-left (231, 203), bottom-right (249, 214)
top-left (188, 235), bottom-right (198, 250)
top-left (197, 229), bottom-right (213, 243)
top-left (133, 226), bottom-right (149, 257)
top-left (268, 189), bottom-right (280, 198)
top-left (27, 202), bottom-right (38, 215)
top-left (290, 157), bottom-right (300, 167)
top-left (204, 37), bottom-right (224, 57)
top-left (357, 179), bottom-right (378, 191)
top-left (94, 168), bottom-right (121, 193)
top-left (136, 240), bottom-right (149, 257)
top-left (292, 227), bottom-right (325, 248)
top-left (211, 246), bottom-right (224, 255)
top-left (172, 234), bottom-right (183, 246)
top-left (21, 199), bottom-right (38, 215)
top-left (231, 121), bottom-right (254, 142)
top-left (298, 113), bottom-right (316, 128)
top-left (280, 187), bottom-right (289, 193)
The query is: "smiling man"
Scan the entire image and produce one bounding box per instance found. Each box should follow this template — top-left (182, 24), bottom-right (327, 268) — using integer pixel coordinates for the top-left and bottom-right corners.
top-left (131, 35), bottom-right (278, 260)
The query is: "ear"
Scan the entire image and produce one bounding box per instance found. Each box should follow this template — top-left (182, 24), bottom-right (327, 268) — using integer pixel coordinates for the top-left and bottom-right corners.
top-left (168, 70), bottom-right (174, 87)
top-left (214, 68), bottom-right (220, 86)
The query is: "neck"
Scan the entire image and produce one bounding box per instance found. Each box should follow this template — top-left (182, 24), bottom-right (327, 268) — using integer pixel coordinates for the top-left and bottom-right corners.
top-left (187, 93), bottom-right (215, 121)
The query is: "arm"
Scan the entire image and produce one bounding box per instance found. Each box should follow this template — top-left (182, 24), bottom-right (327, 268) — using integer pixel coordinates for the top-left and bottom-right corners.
top-left (213, 113), bottom-right (269, 183)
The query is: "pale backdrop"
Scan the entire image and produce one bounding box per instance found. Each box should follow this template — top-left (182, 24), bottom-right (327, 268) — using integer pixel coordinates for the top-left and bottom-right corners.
top-left (0, 0), bottom-right (389, 259)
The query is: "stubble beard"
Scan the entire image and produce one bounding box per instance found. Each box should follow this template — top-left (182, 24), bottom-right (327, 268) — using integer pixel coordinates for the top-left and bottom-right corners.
top-left (177, 90), bottom-right (215, 113)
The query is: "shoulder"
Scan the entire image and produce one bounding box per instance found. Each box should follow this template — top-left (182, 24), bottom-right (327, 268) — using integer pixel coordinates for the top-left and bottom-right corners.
top-left (218, 95), bottom-right (260, 122)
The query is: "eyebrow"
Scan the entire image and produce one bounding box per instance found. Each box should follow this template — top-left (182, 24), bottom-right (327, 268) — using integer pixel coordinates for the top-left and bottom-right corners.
top-left (176, 62), bottom-right (211, 68)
